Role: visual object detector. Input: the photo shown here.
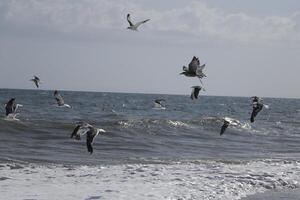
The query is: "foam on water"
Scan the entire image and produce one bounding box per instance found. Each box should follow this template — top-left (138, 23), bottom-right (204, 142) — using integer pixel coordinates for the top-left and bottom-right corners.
top-left (0, 159), bottom-right (299, 200)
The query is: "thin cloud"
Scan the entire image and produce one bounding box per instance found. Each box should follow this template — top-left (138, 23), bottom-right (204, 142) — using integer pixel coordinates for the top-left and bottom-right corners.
top-left (1, 0), bottom-right (299, 42)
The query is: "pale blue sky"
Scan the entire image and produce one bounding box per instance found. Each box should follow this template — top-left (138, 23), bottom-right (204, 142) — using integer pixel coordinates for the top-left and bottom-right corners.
top-left (0, 0), bottom-right (299, 98)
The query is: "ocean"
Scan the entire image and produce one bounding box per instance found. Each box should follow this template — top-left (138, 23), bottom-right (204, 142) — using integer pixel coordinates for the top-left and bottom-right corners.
top-left (0, 88), bottom-right (300, 200)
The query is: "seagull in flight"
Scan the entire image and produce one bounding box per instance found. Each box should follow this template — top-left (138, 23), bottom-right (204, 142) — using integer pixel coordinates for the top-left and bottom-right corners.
top-left (220, 119), bottom-right (230, 135)
top-left (180, 56), bottom-right (206, 82)
top-left (154, 99), bottom-right (166, 109)
top-left (54, 90), bottom-right (71, 108)
top-left (30, 75), bottom-right (42, 88)
top-left (250, 96), bottom-right (264, 123)
top-left (190, 86), bottom-right (204, 100)
top-left (71, 123), bottom-right (106, 154)
top-left (127, 14), bottom-right (150, 31)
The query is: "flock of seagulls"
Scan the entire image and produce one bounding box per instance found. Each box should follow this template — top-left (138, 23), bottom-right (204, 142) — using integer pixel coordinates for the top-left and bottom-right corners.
top-left (3, 13), bottom-right (266, 154)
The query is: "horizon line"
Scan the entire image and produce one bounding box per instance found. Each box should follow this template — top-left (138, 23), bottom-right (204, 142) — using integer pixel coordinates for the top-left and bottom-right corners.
top-left (0, 87), bottom-right (299, 100)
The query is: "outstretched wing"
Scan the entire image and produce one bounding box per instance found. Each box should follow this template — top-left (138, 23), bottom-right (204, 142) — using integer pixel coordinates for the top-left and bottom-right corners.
top-left (86, 127), bottom-right (98, 154)
top-left (191, 87), bottom-right (201, 99)
top-left (220, 121), bottom-right (230, 135)
top-left (127, 14), bottom-right (133, 26)
top-left (188, 56), bottom-right (200, 73)
top-left (34, 80), bottom-right (39, 88)
top-left (5, 99), bottom-right (15, 116)
top-left (71, 125), bottom-right (90, 140)
top-left (34, 76), bottom-right (40, 81)
top-left (250, 103), bottom-right (263, 123)
top-left (199, 63), bottom-right (206, 71)
top-left (154, 99), bottom-right (165, 106)
top-left (135, 19), bottom-right (150, 28)
top-left (54, 91), bottom-right (65, 106)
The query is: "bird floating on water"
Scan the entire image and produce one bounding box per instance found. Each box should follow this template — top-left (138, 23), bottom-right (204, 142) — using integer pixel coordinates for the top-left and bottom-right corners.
top-left (71, 123), bottom-right (106, 154)
top-left (126, 14), bottom-right (150, 31)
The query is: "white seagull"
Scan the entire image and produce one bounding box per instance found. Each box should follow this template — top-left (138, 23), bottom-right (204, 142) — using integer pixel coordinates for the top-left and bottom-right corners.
top-left (127, 14), bottom-right (150, 31)
top-left (54, 90), bottom-right (71, 108)
top-left (70, 123), bottom-right (106, 154)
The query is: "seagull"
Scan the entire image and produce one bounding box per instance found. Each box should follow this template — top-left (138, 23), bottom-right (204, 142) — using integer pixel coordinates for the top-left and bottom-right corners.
top-left (180, 56), bottom-right (206, 82)
top-left (190, 86), bottom-right (205, 100)
top-left (154, 99), bottom-right (166, 109)
top-left (54, 90), bottom-right (71, 108)
top-left (250, 96), bottom-right (263, 123)
top-left (126, 14), bottom-right (150, 31)
top-left (71, 123), bottom-right (106, 154)
top-left (220, 119), bottom-right (230, 135)
top-left (4, 98), bottom-right (22, 119)
top-left (30, 76), bottom-right (42, 88)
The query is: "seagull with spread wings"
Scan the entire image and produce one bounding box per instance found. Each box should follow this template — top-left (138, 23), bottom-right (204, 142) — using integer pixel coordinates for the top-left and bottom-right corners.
top-left (180, 56), bottom-right (206, 81)
top-left (71, 123), bottom-right (106, 154)
top-left (126, 14), bottom-right (150, 31)
top-left (54, 90), bottom-right (71, 108)
top-left (30, 75), bottom-right (42, 88)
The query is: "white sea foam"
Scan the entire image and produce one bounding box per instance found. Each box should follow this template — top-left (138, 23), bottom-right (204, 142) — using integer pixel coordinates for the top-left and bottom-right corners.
top-left (0, 159), bottom-right (299, 200)
top-left (167, 120), bottom-right (190, 128)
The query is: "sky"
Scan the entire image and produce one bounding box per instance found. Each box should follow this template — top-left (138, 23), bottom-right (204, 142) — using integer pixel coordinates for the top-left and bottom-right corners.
top-left (0, 0), bottom-right (300, 98)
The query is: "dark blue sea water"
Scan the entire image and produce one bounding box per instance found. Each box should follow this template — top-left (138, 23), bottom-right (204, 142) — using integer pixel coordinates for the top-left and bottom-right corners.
top-left (0, 88), bottom-right (300, 199)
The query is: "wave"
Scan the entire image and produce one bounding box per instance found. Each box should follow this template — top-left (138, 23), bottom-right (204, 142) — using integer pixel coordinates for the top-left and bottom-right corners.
top-left (0, 159), bottom-right (299, 200)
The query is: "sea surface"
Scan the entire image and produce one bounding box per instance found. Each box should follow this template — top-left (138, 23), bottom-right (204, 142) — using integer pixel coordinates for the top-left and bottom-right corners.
top-left (0, 88), bottom-right (300, 200)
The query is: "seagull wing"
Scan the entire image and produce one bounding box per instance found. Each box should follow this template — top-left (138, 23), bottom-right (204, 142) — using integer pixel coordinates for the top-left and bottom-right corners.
top-left (154, 99), bottom-right (165, 106)
top-left (5, 99), bottom-right (15, 116)
top-left (191, 87), bottom-right (201, 99)
top-left (127, 14), bottom-right (134, 26)
top-left (190, 88), bottom-right (196, 100)
top-left (34, 76), bottom-right (40, 81)
top-left (54, 91), bottom-right (65, 106)
top-left (34, 80), bottom-right (39, 88)
top-left (71, 125), bottom-right (90, 140)
top-left (250, 103), bottom-right (263, 122)
top-left (135, 19), bottom-right (150, 28)
top-left (188, 56), bottom-right (200, 73)
top-left (86, 127), bottom-right (98, 154)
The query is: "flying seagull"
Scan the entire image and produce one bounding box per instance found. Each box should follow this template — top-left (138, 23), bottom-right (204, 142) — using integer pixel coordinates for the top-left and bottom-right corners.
top-left (180, 56), bottom-right (206, 82)
top-left (54, 90), bottom-right (71, 108)
top-left (220, 119), bottom-right (230, 135)
top-left (190, 86), bottom-right (205, 100)
top-left (220, 117), bottom-right (239, 135)
top-left (71, 123), bottom-right (106, 154)
top-left (30, 76), bottom-right (42, 88)
top-left (4, 98), bottom-right (22, 119)
top-left (127, 14), bottom-right (150, 31)
top-left (250, 96), bottom-right (263, 123)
